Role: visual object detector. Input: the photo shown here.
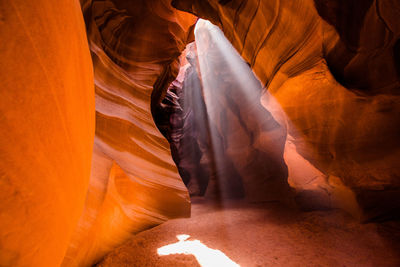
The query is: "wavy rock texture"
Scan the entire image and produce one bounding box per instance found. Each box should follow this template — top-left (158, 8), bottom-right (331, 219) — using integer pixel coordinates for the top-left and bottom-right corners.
top-left (158, 39), bottom-right (294, 202)
top-left (62, 1), bottom-right (197, 266)
top-left (155, 47), bottom-right (213, 197)
top-left (158, 45), bottom-right (246, 199)
top-left (172, 0), bottom-right (400, 221)
top-left (0, 0), bottom-right (95, 266)
top-left (1, 0), bottom-right (399, 266)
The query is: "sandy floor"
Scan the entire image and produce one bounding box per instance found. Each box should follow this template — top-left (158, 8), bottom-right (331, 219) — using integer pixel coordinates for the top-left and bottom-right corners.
top-left (97, 198), bottom-right (400, 267)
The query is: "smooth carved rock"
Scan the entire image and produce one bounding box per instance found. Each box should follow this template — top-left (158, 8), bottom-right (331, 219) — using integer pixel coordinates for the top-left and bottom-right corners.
top-left (155, 46), bottom-right (213, 196)
top-left (62, 1), bottom-right (197, 266)
top-left (157, 37), bottom-right (294, 202)
top-left (0, 0), bottom-right (95, 266)
top-left (315, 0), bottom-right (400, 94)
top-left (172, 0), bottom-right (400, 220)
top-left (1, 0), bottom-right (400, 266)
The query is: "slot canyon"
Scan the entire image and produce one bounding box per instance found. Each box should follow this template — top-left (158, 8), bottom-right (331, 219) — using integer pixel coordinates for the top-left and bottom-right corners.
top-left (1, 0), bottom-right (400, 266)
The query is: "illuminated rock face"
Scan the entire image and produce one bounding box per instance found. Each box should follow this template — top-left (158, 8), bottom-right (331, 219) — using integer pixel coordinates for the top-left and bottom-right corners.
top-left (158, 40), bottom-right (293, 201)
top-left (1, 0), bottom-right (399, 266)
top-left (1, 1), bottom-right (196, 265)
top-left (0, 0), bottom-right (95, 266)
top-left (172, 0), bottom-right (400, 221)
top-left (62, 1), bottom-right (197, 266)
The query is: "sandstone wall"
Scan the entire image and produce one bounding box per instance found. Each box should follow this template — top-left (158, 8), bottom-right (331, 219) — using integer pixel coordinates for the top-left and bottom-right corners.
top-left (62, 1), bottom-right (197, 265)
top-left (172, 0), bottom-right (400, 221)
top-left (0, 0), bottom-right (95, 265)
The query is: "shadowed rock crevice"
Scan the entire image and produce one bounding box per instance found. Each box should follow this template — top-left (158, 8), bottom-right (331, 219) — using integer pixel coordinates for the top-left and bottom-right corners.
top-left (172, 0), bottom-right (400, 222)
top-left (156, 37), bottom-right (292, 201)
top-left (315, 0), bottom-right (400, 93)
top-left (1, 1), bottom-right (400, 266)
top-left (61, 1), bottom-right (197, 266)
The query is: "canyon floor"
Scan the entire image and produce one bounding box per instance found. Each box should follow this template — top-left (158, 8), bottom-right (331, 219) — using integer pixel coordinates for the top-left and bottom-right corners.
top-left (97, 197), bottom-right (400, 267)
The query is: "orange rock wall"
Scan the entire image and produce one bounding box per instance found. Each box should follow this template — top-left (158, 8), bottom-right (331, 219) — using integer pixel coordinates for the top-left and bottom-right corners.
top-left (172, 0), bottom-right (400, 220)
top-left (0, 1), bottom-right (196, 266)
top-left (1, 0), bottom-right (399, 265)
top-left (0, 0), bottom-right (95, 266)
top-left (62, 1), bottom-right (197, 266)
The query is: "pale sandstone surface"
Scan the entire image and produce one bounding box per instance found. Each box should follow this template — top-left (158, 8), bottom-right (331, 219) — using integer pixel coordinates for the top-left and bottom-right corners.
top-left (97, 199), bottom-right (400, 267)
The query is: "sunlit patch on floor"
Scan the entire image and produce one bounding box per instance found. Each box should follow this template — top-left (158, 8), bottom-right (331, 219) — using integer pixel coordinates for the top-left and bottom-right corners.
top-left (157, 234), bottom-right (240, 267)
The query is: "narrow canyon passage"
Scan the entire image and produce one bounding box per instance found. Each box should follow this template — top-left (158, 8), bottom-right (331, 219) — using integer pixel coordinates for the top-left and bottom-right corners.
top-left (97, 198), bottom-right (400, 267)
top-left (97, 17), bottom-right (400, 267)
top-left (1, 1), bottom-right (400, 266)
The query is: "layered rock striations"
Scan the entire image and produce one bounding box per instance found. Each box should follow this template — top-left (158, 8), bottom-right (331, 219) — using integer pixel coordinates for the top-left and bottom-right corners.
top-left (172, 0), bottom-right (400, 221)
top-left (158, 38), bottom-right (294, 201)
top-left (154, 46), bottom-right (214, 197)
top-left (1, 0), bottom-right (400, 266)
top-left (62, 1), bottom-right (197, 266)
